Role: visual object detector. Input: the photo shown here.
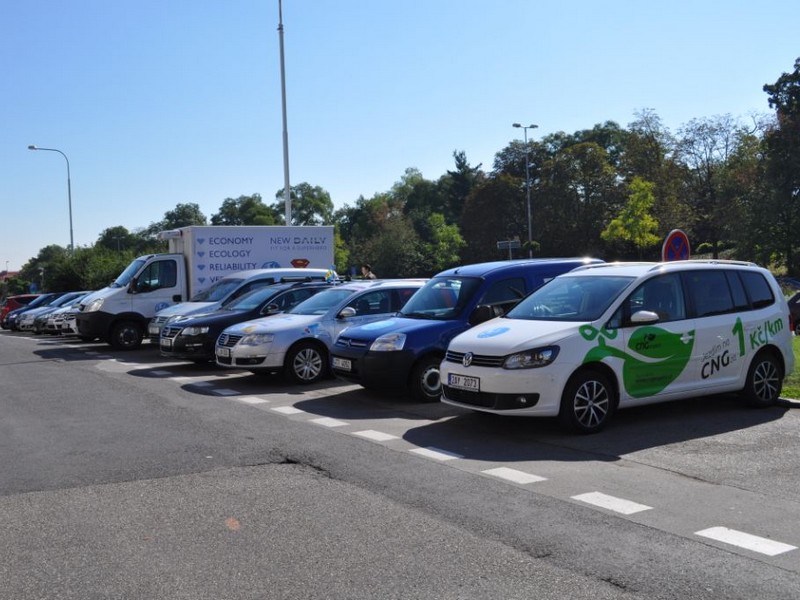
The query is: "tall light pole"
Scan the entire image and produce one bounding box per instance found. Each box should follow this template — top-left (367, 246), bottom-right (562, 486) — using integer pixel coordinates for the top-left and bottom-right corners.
top-left (277, 0), bottom-right (292, 225)
top-left (28, 145), bottom-right (74, 253)
top-left (512, 123), bottom-right (538, 257)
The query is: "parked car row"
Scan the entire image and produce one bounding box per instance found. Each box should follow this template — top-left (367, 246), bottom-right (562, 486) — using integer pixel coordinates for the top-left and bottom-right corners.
top-left (2, 259), bottom-right (795, 434)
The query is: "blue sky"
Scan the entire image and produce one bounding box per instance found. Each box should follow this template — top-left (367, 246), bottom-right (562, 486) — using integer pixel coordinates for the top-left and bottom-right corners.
top-left (1, 0), bottom-right (797, 272)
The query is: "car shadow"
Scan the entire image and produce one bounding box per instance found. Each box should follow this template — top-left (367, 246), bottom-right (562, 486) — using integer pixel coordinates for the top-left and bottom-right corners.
top-left (395, 393), bottom-right (793, 462)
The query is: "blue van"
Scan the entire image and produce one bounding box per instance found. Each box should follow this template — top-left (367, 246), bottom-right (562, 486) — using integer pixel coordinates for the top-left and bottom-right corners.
top-left (330, 258), bottom-right (602, 401)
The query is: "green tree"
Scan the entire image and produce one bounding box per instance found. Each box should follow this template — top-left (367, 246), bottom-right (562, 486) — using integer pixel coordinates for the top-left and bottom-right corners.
top-left (419, 213), bottom-right (465, 275)
top-left (97, 226), bottom-right (139, 252)
top-left (143, 202), bottom-right (207, 238)
top-left (601, 177), bottom-right (660, 258)
top-left (460, 175), bottom-right (526, 263)
top-left (763, 57), bottom-right (800, 274)
top-left (272, 183), bottom-right (335, 225)
top-left (211, 194), bottom-right (277, 225)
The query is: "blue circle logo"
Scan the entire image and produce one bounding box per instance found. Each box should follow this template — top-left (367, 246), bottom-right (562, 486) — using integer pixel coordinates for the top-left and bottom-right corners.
top-left (477, 327), bottom-right (510, 338)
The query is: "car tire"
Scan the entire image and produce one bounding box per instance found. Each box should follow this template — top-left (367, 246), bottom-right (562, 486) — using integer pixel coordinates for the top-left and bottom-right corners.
top-left (284, 341), bottom-right (326, 384)
top-left (742, 350), bottom-right (783, 408)
top-left (109, 321), bottom-right (143, 350)
top-left (558, 368), bottom-right (615, 434)
top-left (409, 355), bottom-right (443, 402)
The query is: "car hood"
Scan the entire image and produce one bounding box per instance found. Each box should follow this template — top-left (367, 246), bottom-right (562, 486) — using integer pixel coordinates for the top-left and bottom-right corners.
top-left (341, 316), bottom-right (463, 341)
top-left (156, 301), bottom-right (218, 318)
top-left (222, 313), bottom-right (320, 335)
top-left (448, 318), bottom-right (585, 355)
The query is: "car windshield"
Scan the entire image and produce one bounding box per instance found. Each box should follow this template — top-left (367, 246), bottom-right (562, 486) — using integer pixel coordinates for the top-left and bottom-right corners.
top-left (113, 259), bottom-right (147, 288)
top-left (224, 285), bottom-right (284, 311)
top-left (190, 278), bottom-right (246, 302)
top-left (289, 288), bottom-right (356, 315)
top-left (399, 276), bottom-right (482, 320)
top-left (506, 275), bottom-right (635, 321)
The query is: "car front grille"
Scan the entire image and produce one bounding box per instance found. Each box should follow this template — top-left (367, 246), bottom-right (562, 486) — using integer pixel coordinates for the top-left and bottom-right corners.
top-left (334, 336), bottom-right (369, 349)
top-left (444, 350), bottom-right (505, 368)
top-left (217, 333), bottom-right (243, 348)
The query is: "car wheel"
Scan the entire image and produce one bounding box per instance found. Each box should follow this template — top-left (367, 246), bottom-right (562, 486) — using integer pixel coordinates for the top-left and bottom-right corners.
top-left (109, 321), bottom-right (143, 350)
top-left (284, 342), bottom-right (326, 384)
top-left (409, 355), bottom-right (443, 402)
top-left (558, 368), bottom-right (615, 434)
top-left (742, 350), bottom-right (783, 408)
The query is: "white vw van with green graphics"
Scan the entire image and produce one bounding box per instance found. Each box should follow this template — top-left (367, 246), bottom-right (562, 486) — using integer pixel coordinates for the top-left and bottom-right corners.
top-left (441, 261), bottom-right (795, 433)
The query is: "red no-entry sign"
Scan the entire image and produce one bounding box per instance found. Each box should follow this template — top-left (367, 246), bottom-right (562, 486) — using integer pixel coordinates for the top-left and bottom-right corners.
top-left (662, 229), bottom-right (690, 261)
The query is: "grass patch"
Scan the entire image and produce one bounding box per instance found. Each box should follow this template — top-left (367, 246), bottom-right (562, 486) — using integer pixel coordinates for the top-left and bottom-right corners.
top-left (783, 335), bottom-right (800, 400)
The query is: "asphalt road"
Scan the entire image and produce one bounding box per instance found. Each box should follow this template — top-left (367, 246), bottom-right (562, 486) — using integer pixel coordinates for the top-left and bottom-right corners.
top-left (2, 330), bottom-right (800, 599)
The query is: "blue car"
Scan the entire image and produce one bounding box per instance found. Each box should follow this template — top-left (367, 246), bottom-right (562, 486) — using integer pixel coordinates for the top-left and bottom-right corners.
top-left (330, 258), bottom-right (603, 401)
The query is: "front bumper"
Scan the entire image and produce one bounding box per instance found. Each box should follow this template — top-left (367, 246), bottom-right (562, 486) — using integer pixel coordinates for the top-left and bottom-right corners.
top-left (330, 347), bottom-right (416, 389)
top-left (76, 311), bottom-right (115, 340)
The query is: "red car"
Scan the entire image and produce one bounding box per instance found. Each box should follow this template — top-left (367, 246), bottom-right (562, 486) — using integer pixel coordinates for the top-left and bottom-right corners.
top-left (1, 294), bottom-right (39, 328)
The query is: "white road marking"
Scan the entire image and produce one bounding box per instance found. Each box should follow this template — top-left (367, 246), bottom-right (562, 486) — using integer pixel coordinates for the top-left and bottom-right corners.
top-left (151, 370), bottom-right (173, 376)
top-left (353, 430), bottom-right (399, 442)
top-left (212, 388), bottom-right (240, 396)
top-left (311, 417), bottom-right (348, 428)
top-left (189, 381), bottom-right (215, 388)
top-left (236, 396), bottom-right (270, 404)
top-left (695, 527), bottom-right (797, 556)
top-left (482, 467), bottom-right (547, 485)
top-left (571, 492), bottom-right (652, 515)
top-left (410, 447), bottom-right (463, 461)
top-left (272, 406), bottom-right (304, 415)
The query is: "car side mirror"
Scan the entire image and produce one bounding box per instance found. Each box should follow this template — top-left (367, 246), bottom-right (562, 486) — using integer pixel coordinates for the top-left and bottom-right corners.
top-left (128, 277), bottom-right (138, 294)
top-left (469, 304), bottom-right (496, 326)
top-left (338, 306), bottom-right (357, 319)
top-left (631, 309), bottom-right (660, 323)
top-left (263, 303), bottom-right (281, 315)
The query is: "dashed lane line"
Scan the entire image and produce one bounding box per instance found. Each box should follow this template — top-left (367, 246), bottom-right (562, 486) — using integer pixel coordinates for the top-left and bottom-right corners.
top-left (482, 467), bottom-right (547, 485)
top-left (571, 492), bottom-right (653, 515)
top-left (353, 430), bottom-right (399, 442)
top-left (83, 356), bottom-right (800, 561)
top-left (695, 527), bottom-right (797, 556)
top-left (410, 447), bottom-right (463, 461)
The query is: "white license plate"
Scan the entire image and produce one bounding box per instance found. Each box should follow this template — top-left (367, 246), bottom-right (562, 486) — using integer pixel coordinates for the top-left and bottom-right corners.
top-left (332, 357), bottom-right (351, 371)
top-left (216, 347), bottom-right (230, 358)
top-left (160, 338), bottom-right (172, 349)
top-left (448, 373), bottom-right (480, 392)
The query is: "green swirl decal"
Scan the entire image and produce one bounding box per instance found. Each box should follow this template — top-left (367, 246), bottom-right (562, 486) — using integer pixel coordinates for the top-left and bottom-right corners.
top-left (582, 325), bottom-right (695, 398)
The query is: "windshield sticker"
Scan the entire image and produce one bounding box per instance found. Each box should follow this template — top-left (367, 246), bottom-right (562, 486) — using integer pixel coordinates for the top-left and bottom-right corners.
top-left (477, 327), bottom-right (510, 338)
top-left (582, 325), bottom-right (695, 398)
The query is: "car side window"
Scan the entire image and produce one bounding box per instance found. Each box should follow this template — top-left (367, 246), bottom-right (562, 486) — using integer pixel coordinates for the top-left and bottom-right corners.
top-left (685, 270), bottom-right (735, 317)
top-left (393, 288), bottom-right (418, 311)
top-left (479, 277), bottom-right (527, 316)
top-left (349, 291), bottom-right (390, 316)
top-left (136, 259), bottom-right (177, 292)
top-left (739, 271), bottom-right (774, 309)
top-left (233, 278), bottom-right (275, 300)
top-left (624, 273), bottom-right (686, 324)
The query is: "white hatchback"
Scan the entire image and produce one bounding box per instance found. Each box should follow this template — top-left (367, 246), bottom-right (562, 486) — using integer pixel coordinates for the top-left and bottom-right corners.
top-left (215, 279), bottom-right (425, 383)
top-left (441, 260), bottom-right (795, 433)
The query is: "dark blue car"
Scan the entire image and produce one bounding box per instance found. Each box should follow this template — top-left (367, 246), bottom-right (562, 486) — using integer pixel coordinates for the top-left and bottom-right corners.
top-left (330, 258), bottom-right (602, 401)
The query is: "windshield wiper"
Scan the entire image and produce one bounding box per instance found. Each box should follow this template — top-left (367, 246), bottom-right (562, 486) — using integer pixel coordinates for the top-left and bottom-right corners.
top-left (402, 311), bottom-right (438, 320)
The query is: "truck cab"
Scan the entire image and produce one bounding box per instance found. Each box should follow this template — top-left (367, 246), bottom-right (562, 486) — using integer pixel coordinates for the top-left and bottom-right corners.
top-left (330, 258), bottom-right (603, 401)
top-left (76, 254), bottom-right (185, 349)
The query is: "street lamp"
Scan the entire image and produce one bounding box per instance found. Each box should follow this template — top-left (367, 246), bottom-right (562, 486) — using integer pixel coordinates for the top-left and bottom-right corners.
top-left (28, 145), bottom-right (74, 253)
top-left (512, 123), bottom-right (538, 257)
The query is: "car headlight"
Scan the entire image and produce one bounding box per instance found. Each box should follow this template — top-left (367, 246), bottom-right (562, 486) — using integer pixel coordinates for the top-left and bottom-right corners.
top-left (167, 315), bottom-right (188, 324)
top-left (180, 326), bottom-right (209, 336)
top-left (503, 345), bottom-right (560, 369)
top-left (84, 298), bottom-right (104, 312)
top-left (240, 333), bottom-right (274, 346)
top-left (370, 332), bottom-right (407, 352)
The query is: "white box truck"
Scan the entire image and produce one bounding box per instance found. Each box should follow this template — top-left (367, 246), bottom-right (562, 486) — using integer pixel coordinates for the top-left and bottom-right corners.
top-left (76, 225), bottom-right (335, 349)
